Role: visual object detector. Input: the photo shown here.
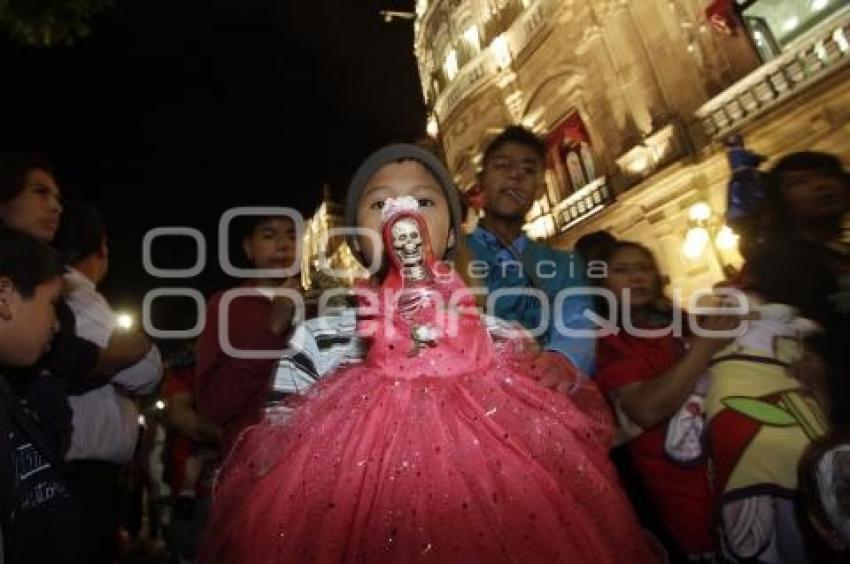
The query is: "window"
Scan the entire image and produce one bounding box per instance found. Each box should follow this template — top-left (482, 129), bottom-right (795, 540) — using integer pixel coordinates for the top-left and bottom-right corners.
top-left (444, 49), bottom-right (459, 81)
top-left (579, 143), bottom-right (596, 181)
top-left (565, 152), bottom-right (586, 190)
top-left (463, 25), bottom-right (480, 54)
top-left (737, 0), bottom-right (849, 61)
top-left (544, 112), bottom-right (596, 198)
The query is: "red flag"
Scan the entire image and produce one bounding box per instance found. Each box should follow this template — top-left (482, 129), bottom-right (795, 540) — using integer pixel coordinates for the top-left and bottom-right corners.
top-left (705, 0), bottom-right (738, 36)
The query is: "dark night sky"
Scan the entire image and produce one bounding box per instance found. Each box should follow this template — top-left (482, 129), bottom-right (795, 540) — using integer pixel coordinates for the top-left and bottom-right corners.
top-left (0, 0), bottom-right (424, 332)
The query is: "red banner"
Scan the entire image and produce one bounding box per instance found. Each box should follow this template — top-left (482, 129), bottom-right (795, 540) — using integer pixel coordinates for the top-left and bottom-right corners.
top-left (705, 0), bottom-right (739, 36)
top-left (545, 112), bottom-right (590, 150)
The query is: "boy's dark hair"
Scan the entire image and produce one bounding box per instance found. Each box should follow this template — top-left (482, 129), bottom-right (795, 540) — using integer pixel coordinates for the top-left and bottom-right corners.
top-left (234, 214), bottom-right (294, 243)
top-left (0, 227), bottom-right (65, 298)
top-left (575, 230), bottom-right (617, 266)
top-left (765, 151), bottom-right (849, 230)
top-left (482, 126), bottom-right (546, 166)
top-left (0, 152), bottom-right (55, 204)
top-left (53, 203), bottom-right (107, 265)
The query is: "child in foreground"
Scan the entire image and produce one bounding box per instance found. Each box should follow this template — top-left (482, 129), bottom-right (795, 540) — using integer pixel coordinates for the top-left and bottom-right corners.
top-left (200, 145), bottom-right (656, 563)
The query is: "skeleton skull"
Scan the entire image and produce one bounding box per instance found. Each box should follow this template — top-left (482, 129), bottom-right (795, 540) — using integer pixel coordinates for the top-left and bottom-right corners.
top-left (391, 219), bottom-right (424, 268)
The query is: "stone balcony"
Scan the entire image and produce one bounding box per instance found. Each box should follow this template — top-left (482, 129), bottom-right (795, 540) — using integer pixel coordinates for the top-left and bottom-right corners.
top-left (554, 176), bottom-right (614, 231)
top-left (523, 176), bottom-right (614, 239)
top-left (696, 10), bottom-right (850, 140)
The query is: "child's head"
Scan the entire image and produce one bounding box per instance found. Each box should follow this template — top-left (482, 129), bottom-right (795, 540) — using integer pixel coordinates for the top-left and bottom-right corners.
top-left (240, 215), bottom-right (297, 272)
top-left (345, 144), bottom-right (462, 272)
top-left (479, 126), bottom-right (546, 223)
top-left (0, 152), bottom-right (63, 244)
top-left (601, 241), bottom-right (664, 309)
top-left (53, 202), bottom-right (109, 282)
top-left (0, 227), bottom-right (64, 367)
top-left (575, 230), bottom-right (617, 269)
top-left (799, 434), bottom-right (850, 552)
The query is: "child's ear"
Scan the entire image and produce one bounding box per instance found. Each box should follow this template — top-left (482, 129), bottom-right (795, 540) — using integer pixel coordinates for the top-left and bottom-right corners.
top-left (447, 228), bottom-right (456, 253)
top-left (241, 237), bottom-right (254, 262)
top-left (0, 277), bottom-right (15, 321)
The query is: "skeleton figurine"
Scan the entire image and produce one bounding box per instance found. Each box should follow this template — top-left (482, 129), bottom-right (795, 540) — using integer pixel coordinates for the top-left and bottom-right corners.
top-left (391, 219), bottom-right (428, 283)
top-left (382, 200), bottom-right (439, 356)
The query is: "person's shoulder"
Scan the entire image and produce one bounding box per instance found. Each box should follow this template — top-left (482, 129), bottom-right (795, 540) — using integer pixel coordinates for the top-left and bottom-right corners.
top-left (464, 228), bottom-right (492, 254)
top-left (525, 238), bottom-right (579, 263)
top-left (205, 288), bottom-right (227, 308)
top-left (205, 284), bottom-right (269, 312)
top-left (595, 330), bottom-right (641, 358)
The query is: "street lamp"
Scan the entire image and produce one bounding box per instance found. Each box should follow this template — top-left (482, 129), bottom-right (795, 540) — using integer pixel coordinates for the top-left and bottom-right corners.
top-left (682, 201), bottom-right (741, 277)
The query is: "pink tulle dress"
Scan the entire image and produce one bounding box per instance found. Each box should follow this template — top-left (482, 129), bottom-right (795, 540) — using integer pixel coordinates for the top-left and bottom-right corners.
top-left (200, 206), bottom-right (657, 563)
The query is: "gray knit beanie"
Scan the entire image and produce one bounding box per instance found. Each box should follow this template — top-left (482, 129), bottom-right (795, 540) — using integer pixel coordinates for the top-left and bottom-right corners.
top-left (344, 143), bottom-right (462, 262)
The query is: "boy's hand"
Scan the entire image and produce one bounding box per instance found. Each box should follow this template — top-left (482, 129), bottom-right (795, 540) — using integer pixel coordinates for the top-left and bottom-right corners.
top-left (690, 312), bottom-right (742, 356)
top-left (529, 351), bottom-right (579, 392)
top-left (269, 277), bottom-right (302, 336)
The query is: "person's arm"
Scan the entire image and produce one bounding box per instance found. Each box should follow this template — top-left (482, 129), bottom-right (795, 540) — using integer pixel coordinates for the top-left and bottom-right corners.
top-left (49, 295), bottom-right (153, 395)
top-left (542, 252), bottom-right (596, 376)
top-left (195, 293), bottom-right (292, 426)
top-left (92, 331), bottom-right (151, 376)
top-left (110, 344), bottom-right (163, 395)
top-left (165, 391), bottom-right (221, 444)
top-left (614, 315), bottom-right (736, 430)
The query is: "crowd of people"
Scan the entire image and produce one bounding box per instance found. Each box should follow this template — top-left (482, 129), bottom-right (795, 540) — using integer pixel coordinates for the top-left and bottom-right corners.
top-left (0, 125), bottom-right (847, 563)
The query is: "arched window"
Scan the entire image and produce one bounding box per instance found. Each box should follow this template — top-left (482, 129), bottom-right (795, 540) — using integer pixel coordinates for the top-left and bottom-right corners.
top-left (545, 111), bottom-right (597, 196)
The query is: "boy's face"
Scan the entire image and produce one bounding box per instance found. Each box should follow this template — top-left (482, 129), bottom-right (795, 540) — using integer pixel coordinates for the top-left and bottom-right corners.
top-left (780, 170), bottom-right (848, 223)
top-left (0, 168), bottom-right (63, 244)
top-left (355, 161), bottom-right (454, 269)
top-left (479, 142), bottom-right (544, 222)
top-left (0, 277), bottom-right (61, 366)
top-left (604, 247), bottom-right (659, 308)
top-left (242, 217), bottom-right (297, 271)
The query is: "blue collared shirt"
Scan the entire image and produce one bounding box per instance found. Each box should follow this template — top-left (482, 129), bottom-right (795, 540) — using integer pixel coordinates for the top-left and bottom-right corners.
top-left (466, 227), bottom-right (597, 375)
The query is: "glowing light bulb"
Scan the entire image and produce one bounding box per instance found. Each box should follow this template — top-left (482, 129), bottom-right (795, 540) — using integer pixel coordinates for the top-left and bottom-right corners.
top-left (683, 227), bottom-right (709, 259)
top-left (688, 202), bottom-right (712, 222)
top-left (715, 225), bottom-right (740, 251)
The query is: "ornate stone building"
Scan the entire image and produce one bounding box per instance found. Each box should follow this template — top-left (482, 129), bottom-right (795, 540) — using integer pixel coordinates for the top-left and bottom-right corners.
top-left (414, 0), bottom-right (850, 299)
top-left (301, 185), bottom-right (367, 293)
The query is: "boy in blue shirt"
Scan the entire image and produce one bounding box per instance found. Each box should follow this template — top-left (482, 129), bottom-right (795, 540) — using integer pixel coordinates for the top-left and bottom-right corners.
top-left (466, 126), bottom-right (596, 384)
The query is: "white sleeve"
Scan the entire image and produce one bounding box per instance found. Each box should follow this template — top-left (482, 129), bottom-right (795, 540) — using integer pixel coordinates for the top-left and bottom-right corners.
top-left (64, 284), bottom-right (113, 349)
top-left (110, 344), bottom-right (163, 395)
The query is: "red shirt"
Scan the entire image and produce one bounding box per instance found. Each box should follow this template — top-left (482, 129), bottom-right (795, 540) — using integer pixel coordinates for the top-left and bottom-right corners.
top-left (195, 287), bottom-right (285, 457)
top-left (596, 331), bottom-right (715, 555)
top-left (162, 366), bottom-right (197, 494)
